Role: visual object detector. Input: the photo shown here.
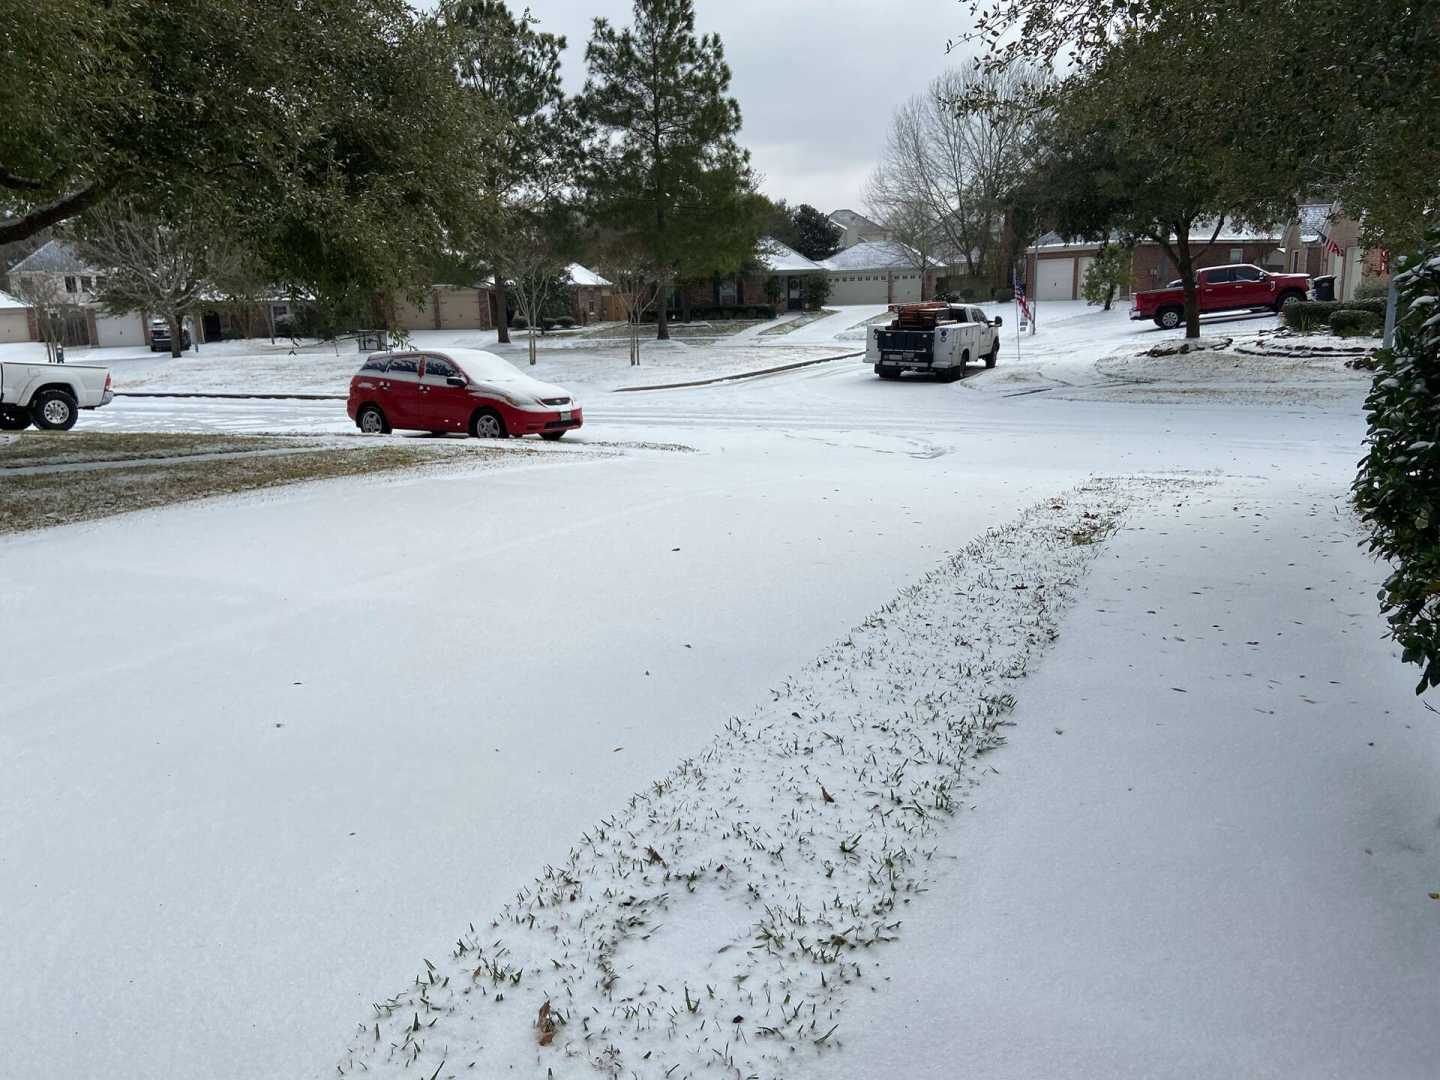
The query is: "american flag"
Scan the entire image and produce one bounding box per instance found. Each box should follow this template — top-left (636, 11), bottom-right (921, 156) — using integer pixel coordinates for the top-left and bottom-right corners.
top-left (1013, 268), bottom-right (1032, 321)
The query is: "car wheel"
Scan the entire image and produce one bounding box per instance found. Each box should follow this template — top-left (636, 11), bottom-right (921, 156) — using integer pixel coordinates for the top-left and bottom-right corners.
top-left (1156, 307), bottom-right (1182, 330)
top-left (31, 389), bottom-right (79, 431)
top-left (1274, 291), bottom-right (1303, 313)
top-left (540, 431), bottom-right (565, 441)
top-left (356, 404), bottom-right (389, 435)
top-left (985, 344), bottom-right (998, 369)
top-left (0, 405), bottom-right (32, 431)
top-left (470, 409), bottom-right (508, 439)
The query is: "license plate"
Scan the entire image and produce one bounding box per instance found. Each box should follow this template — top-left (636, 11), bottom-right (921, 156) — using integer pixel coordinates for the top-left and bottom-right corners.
top-left (559, 410), bottom-right (571, 421)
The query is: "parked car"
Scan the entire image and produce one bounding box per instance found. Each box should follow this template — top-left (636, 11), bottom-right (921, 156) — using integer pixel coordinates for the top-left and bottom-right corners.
top-left (148, 318), bottom-right (192, 352)
top-left (1131, 264), bottom-right (1309, 329)
top-left (347, 347), bottom-right (582, 440)
top-left (0, 358), bottom-right (113, 431)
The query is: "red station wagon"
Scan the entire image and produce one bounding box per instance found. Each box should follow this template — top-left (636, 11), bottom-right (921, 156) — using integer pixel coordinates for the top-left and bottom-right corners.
top-left (347, 347), bottom-right (583, 440)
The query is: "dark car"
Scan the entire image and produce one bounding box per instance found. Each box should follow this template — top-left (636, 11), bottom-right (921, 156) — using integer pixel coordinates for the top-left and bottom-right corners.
top-left (149, 319), bottom-right (192, 352)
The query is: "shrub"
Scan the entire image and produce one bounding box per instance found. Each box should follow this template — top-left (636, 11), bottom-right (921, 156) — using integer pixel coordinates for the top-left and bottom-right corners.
top-left (1354, 280), bottom-right (1390, 301)
top-left (1353, 226), bottom-right (1440, 693)
top-left (1329, 309), bottom-right (1382, 336)
top-left (1342, 298), bottom-right (1387, 317)
top-left (1283, 299), bottom-right (1340, 331)
top-left (803, 274), bottom-right (831, 311)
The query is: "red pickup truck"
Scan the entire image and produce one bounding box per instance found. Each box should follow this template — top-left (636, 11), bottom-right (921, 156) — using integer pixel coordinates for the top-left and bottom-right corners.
top-left (1130, 263), bottom-right (1310, 329)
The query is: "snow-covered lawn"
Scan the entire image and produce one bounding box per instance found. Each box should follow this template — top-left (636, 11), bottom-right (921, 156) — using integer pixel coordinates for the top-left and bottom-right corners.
top-left (2, 293), bottom-right (1430, 1079)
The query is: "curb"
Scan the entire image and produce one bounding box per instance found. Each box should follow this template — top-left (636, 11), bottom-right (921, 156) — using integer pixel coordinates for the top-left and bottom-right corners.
top-left (610, 351), bottom-right (864, 393)
top-left (116, 391), bottom-right (346, 401)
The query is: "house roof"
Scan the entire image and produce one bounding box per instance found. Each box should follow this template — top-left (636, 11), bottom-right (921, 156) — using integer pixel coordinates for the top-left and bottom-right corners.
top-left (756, 236), bottom-right (824, 273)
top-left (0, 289), bottom-right (27, 310)
top-left (566, 263), bottom-right (611, 287)
top-left (820, 238), bottom-right (934, 272)
top-left (828, 209), bottom-right (883, 231)
top-left (1027, 221), bottom-right (1282, 253)
top-left (8, 239), bottom-right (93, 275)
top-left (1297, 203), bottom-right (1335, 243)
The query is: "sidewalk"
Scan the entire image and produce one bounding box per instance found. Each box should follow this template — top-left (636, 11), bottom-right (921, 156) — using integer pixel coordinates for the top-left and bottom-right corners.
top-left (823, 477), bottom-right (1440, 1079)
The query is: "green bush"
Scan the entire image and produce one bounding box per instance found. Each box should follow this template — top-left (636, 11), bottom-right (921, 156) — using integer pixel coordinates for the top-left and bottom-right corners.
top-left (1283, 299), bottom-right (1340, 330)
top-left (803, 274), bottom-right (831, 311)
top-left (1353, 226), bottom-right (1440, 693)
top-left (1342, 298), bottom-right (1387, 317)
top-left (1354, 281), bottom-right (1390, 301)
top-left (1329, 309), bottom-right (1382, 336)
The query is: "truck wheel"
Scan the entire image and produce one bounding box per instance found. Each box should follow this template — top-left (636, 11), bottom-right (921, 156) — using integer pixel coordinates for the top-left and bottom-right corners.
top-left (0, 405), bottom-right (32, 431)
top-left (1155, 307), bottom-right (1182, 330)
top-left (31, 389), bottom-right (78, 431)
top-left (876, 367), bottom-right (901, 380)
top-left (985, 344), bottom-right (998, 369)
top-left (1274, 291), bottom-right (1303, 313)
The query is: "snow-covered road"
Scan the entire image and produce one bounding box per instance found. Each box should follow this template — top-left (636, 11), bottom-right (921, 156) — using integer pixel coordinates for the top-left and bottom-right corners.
top-left (4, 303), bottom-right (1430, 1079)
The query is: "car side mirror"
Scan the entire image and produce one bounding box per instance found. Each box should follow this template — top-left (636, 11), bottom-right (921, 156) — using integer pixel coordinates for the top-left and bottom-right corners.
top-left (993, 315), bottom-right (1003, 326)
top-left (446, 375), bottom-right (467, 388)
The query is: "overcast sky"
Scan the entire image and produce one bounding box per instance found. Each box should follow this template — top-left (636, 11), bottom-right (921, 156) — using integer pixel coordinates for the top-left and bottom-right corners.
top-left (419, 0), bottom-right (975, 216)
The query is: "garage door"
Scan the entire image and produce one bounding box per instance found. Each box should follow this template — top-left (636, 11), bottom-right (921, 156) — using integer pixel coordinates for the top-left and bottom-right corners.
top-left (890, 271), bottom-right (923, 303)
top-left (0, 308), bottom-right (30, 343)
top-left (826, 273), bottom-right (889, 305)
top-left (1035, 258), bottom-right (1075, 300)
top-left (95, 312), bottom-right (145, 347)
top-left (436, 287), bottom-right (486, 330)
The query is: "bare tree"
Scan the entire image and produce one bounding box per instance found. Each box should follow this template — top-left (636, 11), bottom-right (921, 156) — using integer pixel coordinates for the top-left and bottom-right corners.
top-left (862, 186), bottom-right (941, 300)
top-left (208, 241), bottom-right (278, 342)
top-left (7, 272), bottom-right (74, 362)
top-left (506, 217), bottom-right (570, 367)
top-left (865, 63), bottom-right (1051, 290)
top-left (76, 206), bottom-right (211, 357)
top-left (594, 236), bottom-right (657, 367)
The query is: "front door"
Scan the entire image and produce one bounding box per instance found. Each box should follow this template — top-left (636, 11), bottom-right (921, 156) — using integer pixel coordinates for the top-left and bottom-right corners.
top-left (418, 354), bottom-right (471, 432)
top-left (786, 276), bottom-right (803, 311)
top-left (380, 354), bottom-right (422, 427)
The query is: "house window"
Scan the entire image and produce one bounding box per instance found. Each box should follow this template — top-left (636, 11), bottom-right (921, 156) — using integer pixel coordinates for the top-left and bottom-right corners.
top-left (64, 276), bottom-right (77, 293)
top-left (718, 277), bottom-right (737, 305)
top-left (1229, 247), bottom-right (1243, 262)
top-left (81, 276), bottom-right (94, 291)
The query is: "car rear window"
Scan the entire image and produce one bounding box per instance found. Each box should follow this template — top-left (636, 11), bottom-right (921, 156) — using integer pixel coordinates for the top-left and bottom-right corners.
top-left (385, 356), bottom-right (419, 374)
top-left (359, 356), bottom-right (387, 373)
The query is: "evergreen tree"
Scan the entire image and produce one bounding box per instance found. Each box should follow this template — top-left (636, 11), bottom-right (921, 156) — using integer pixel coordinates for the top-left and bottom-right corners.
top-left (581, 0), bottom-right (757, 340)
top-left (444, 0), bottom-right (584, 344)
top-left (790, 204), bottom-right (842, 261)
top-left (1080, 242), bottom-right (1132, 311)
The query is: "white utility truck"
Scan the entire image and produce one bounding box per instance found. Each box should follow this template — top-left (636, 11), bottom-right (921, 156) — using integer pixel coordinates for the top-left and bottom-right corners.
top-left (0, 359), bottom-right (114, 431)
top-left (867, 302), bottom-right (1003, 382)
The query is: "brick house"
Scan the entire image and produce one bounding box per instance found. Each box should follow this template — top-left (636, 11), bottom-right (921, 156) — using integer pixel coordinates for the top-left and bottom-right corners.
top-left (6, 239), bottom-right (151, 348)
top-left (673, 237), bottom-right (826, 315)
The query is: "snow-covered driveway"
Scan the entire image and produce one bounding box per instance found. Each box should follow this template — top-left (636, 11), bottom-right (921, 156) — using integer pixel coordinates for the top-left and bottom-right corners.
top-left (4, 306), bottom-right (1433, 1079)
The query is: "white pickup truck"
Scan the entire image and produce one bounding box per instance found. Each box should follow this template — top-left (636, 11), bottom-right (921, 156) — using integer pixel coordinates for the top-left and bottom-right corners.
top-left (868, 302), bottom-right (1003, 382)
top-left (0, 359), bottom-right (114, 431)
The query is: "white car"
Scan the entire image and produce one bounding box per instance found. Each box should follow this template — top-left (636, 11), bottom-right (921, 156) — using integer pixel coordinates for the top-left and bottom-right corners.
top-left (0, 359), bottom-right (114, 431)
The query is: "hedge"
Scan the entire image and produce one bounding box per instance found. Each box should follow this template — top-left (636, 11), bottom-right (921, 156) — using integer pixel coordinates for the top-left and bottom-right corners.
top-left (1283, 298), bottom-right (1386, 332)
top-left (1353, 227), bottom-right (1440, 693)
top-left (685, 304), bottom-right (777, 321)
top-left (1329, 309), bottom-right (1382, 336)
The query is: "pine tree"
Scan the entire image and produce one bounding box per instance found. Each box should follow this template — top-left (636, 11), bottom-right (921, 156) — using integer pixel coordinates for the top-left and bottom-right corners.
top-left (445, 0), bottom-right (583, 345)
top-left (1080, 242), bottom-right (1132, 311)
top-left (790, 205), bottom-right (842, 261)
top-left (581, 0), bottom-right (756, 340)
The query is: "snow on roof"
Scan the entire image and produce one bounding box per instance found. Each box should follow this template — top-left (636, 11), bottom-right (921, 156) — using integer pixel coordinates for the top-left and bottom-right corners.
top-left (566, 263), bottom-right (611, 287)
top-left (1027, 221), bottom-right (1282, 253)
top-left (828, 208), bottom-right (883, 231)
top-left (8, 239), bottom-right (93, 275)
top-left (756, 236), bottom-right (824, 273)
top-left (820, 239), bottom-right (934, 271)
top-left (1297, 203), bottom-right (1335, 243)
top-left (0, 289), bottom-right (27, 310)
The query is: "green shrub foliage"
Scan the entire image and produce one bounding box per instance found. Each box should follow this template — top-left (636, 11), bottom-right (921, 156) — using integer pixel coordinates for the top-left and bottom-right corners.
top-left (1283, 300), bottom-right (1340, 330)
top-left (1329, 308), bottom-right (1382, 336)
top-left (1353, 228), bottom-right (1440, 692)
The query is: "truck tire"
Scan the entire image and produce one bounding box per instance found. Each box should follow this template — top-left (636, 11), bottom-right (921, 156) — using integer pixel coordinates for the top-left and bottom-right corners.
top-left (31, 389), bottom-right (79, 431)
top-left (985, 344), bottom-right (999, 369)
top-left (876, 366), bottom-right (901, 380)
top-left (1273, 290), bottom-right (1304, 313)
top-left (1155, 307), bottom-right (1182, 330)
top-left (0, 405), bottom-right (32, 431)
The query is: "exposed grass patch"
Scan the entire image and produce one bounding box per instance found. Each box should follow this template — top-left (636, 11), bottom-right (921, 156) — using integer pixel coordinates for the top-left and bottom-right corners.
top-left (0, 431), bottom-right (305, 469)
top-left (0, 444), bottom-right (474, 534)
top-left (581, 319), bottom-right (770, 340)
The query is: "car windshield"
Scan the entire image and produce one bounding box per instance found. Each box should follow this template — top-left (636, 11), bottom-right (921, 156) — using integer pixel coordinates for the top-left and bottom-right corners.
top-left (444, 348), bottom-right (525, 382)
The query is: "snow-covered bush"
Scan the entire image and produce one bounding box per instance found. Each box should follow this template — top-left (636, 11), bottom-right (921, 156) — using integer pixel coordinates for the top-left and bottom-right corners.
top-left (1354, 226), bottom-right (1440, 692)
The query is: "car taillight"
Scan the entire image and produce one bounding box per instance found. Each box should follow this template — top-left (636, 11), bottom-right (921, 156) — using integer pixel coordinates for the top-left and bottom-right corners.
top-left (104, 373), bottom-right (112, 390)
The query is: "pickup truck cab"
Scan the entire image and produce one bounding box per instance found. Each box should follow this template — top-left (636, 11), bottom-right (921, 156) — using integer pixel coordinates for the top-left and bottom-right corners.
top-left (0, 359), bottom-right (114, 431)
top-left (868, 302), bottom-right (1002, 382)
top-left (1130, 264), bottom-right (1310, 329)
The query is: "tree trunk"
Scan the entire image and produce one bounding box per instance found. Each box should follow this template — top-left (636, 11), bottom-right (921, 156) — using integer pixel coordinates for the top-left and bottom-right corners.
top-left (528, 324), bottom-right (537, 366)
top-left (1103, 284), bottom-right (1115, 311)
top-left (655, 280), bottom-right (670, 340)
top-left (680, 288), bottom-right (690, 324)
top-left (168, 312), bottom-right (182, 358)
top-left (495, 279), bottom-right (511, 344)
top-left (1175, 231), bottom-right (1200, 339)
